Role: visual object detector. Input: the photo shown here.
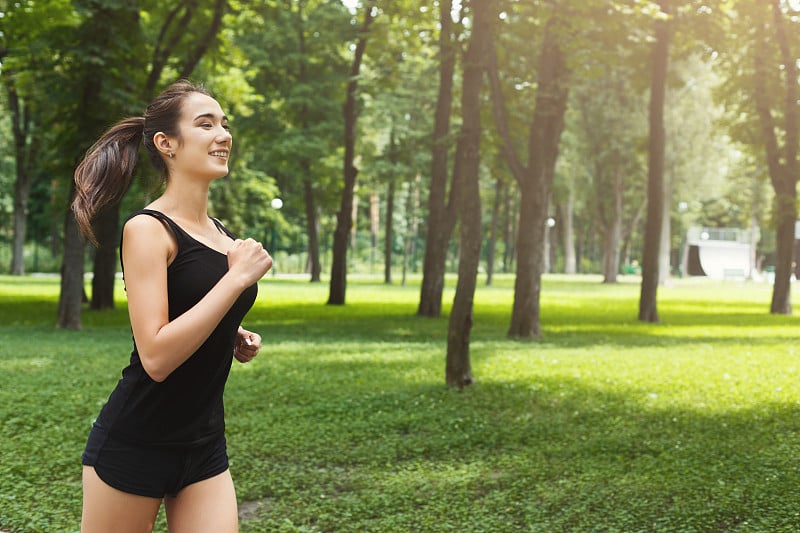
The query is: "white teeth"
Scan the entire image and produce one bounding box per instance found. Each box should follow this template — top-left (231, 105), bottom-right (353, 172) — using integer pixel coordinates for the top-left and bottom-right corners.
top-left (210, 151), bottom-right (228, 157)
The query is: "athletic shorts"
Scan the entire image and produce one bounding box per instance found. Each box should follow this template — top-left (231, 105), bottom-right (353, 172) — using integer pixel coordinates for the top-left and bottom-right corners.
top-left (81, 426), bottom-right (229, 498)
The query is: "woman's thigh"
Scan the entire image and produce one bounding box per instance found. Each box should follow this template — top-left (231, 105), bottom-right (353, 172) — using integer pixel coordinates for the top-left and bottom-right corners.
top-left (164, 469), bottom-right (238, 533)
top-left (81, 466), bottom-right (162, 533)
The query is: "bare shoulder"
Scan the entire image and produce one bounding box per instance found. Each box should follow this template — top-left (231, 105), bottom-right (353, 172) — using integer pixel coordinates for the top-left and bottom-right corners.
top-left (123, 213), bottom-right (175, 261)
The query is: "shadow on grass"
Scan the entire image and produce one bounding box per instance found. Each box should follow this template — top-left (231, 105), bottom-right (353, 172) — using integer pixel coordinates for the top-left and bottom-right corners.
top-left (226, 351), bottom-right (800, 532)
top-left (242, 294), bottom-right (800, 353)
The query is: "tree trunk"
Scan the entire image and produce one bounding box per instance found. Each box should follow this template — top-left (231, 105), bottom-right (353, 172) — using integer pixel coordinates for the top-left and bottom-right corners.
top-left (602, 179), bottom-right (622, 284)
top-left (488, 15), bottom-right (570, 339)
top-left (369, 191), bottom-right (379, 273)
top-left (90, 203), bottom-right (121, 310)
top-left (58, 185), bottom-right (85, 329)
top-left (560, 191), bottom-right (576, 274)
top-left (507, 188), bottom-right (546, 337)
top-left (755, 1), bottom-right (798, 314)
top-left (328, 4), bottom-right (375, 305)
top-left (303, 178), bottom-right (322, 282)
top-left (11, 174), bottom-right (32, 276)
top-left (502, 187), bottom-right (516, 273)
top-left (418, 0), bottom-right (458, 317)
top-left (7, 80), bottom-right (37, 276)
top-left (602, 168), bottom-right (624, 283)
top-left (486, 178), bottom-right (503, 285)
top-left (658, 169), bottom-right (672, 284)
top-left (638, 0), bottom-right (672, 323)
top-left (384, 179), bottom-right (395, 284)
top-left (90, 3), bottom-right (153, 309)
top-left (446, 0), bottom-right (495, 389)
top-left (402, 174), bottom-right (421, 286)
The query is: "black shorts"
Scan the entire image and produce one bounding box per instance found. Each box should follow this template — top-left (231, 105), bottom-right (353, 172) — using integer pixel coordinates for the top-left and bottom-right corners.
top-left (82, 426), bottom-right (229, 498)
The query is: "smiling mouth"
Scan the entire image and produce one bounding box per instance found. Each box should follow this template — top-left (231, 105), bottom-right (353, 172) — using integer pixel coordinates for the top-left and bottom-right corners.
top-left (210, 151), bottom-right (229, 159)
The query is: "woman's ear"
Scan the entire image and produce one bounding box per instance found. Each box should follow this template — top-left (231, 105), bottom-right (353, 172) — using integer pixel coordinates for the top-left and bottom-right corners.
top-left (153, 132), bottom-right (174, 158)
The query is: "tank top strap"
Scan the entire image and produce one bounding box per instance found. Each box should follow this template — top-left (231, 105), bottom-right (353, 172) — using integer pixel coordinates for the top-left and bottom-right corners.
top-left (210, 217), bottom-right (236, 240)
top-left (118, 209), bottom-right (193, 273)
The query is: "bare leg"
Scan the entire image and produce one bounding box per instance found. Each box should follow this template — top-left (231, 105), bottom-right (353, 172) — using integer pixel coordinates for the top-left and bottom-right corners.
top-left (81, 466), bottom-right (162, 533)
top-left (164, 469), bottom-right (238, 533)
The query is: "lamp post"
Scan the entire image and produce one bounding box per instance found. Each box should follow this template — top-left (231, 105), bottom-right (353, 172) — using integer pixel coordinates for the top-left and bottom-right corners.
top-left (544, 217), bottom-right (556, 273)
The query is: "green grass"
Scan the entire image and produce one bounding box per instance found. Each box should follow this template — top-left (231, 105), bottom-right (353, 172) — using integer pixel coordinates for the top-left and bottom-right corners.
top-left (2, 274), bottom-right (800, 532)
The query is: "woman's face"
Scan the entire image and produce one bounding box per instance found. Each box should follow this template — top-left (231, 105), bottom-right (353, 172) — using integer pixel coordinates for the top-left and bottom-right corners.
top-left (171, 92), bottom-right (232, 180)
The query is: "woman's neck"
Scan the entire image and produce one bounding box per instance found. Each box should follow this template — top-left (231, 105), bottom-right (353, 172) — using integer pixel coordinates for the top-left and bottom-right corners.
top-left (151, 181), bottom-right (210, 224)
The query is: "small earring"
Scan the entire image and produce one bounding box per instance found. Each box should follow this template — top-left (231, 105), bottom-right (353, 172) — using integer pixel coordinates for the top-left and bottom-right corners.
top-left (168, 152), bottom-right (174, 158)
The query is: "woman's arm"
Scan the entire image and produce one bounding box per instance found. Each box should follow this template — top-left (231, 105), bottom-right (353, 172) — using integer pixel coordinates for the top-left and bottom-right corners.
top-left (122, 215), bottom-right (271, 382)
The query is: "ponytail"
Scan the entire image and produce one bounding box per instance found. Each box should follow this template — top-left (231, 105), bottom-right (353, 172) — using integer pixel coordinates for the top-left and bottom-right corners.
top-left (72, 117), bottom-right (145, 245)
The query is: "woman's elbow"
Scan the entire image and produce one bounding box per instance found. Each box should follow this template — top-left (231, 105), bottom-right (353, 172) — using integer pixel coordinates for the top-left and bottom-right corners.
top-left (139, 353), bottom-right (171, 383)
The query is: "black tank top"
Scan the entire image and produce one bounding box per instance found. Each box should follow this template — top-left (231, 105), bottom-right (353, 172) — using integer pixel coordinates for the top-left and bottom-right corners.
top-left (94, 209), bottom-right (258, 447)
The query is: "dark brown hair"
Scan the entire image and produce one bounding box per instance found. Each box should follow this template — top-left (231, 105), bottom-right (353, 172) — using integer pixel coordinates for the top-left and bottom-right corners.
top-left (72, 80), bottom-right (213, 244)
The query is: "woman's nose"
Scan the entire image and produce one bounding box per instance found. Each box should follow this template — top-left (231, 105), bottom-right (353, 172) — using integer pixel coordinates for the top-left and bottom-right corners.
top-left (218, 127), bottom-right (232, 142)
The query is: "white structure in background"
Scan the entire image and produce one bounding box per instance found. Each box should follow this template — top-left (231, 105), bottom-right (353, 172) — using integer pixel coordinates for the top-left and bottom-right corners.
top-left (685, 227), bottom-right (753, 280)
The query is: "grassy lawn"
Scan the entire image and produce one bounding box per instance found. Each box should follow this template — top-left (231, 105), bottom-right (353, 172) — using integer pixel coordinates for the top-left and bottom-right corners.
top-left (1, 273), bottom-right (800, 532)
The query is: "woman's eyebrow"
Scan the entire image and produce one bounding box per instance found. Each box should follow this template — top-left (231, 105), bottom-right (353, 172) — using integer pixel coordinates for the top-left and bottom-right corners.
top-left (193, 112), bottom-right (228, 122)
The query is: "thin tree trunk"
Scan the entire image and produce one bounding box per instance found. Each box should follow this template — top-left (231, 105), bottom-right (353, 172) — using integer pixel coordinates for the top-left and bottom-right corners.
top-left (602, 168), bottom-right (624, 283)
top-left (369, 191), bottom-right (379, 273)
top-left (560, 191), bottom-right (576, 274)
top-left (7, 81), bottom-right (37, 275)
top-left (328, 3), bottom-right (375, 305)
top-left (402, 174), bottom-right (421, 286)
top-left (303, 178), bottom-right (322, 282)
top-left (446, 0), bottom-right (495, 389)
top-left (177, 0), bottom-right (226, 80)
top-left (502, 186), bottom-right (515, 273)
top-left (486, 178), bottom-right (503, 285)
top-left (295, 4), bottom-right (321, 283)
top-left (638, 0), bottom-right (672, 323)
top-left (385, 179), bottom-right (395, 284)
top-left (658, 169), bottom-right (672, 284)
top-left (418, 0), bottom-right (459, 317)
top-left (90, 203), bottom-right (120, 310)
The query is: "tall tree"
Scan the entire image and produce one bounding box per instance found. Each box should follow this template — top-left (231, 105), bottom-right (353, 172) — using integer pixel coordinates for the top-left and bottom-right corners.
top-left (57, 1), bottom-right (144, 327)
top-left (571, 65), bottom-right (647, 283)
top-left (417, 0), bottom-right (462, 317)
top-left (488, 8), bottom-right (571, 338)
top-left (638, 0), bottom-right (673, 323)
top-left (328, 1), bottom-right (376, 304)
top-left (226, 1), bottom-right (351, 282)
top-left (355, 1), bottom-right (439, 287)
top-left (1, 0), bottom-right (74, 275)
top-left (445, 0), bottom-right (496, 388)
top-left (5, 78), bottom-right (40, 276)
top-left (755, 1), bottom-right (798, 314)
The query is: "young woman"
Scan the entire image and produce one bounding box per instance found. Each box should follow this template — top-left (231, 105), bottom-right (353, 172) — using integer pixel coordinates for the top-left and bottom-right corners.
top-left (73, 80), bottom-right (272, 533)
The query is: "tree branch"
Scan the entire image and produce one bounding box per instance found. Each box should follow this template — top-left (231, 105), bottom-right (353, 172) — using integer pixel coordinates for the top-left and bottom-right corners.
top-left (753, 15), bottom-right (784, 189)
top-left (179, 0), bottom-right (226, 79)
top-left (770, 0), bottom-right (798, 169)
top-left (486, 41), bottom-right (527, 185)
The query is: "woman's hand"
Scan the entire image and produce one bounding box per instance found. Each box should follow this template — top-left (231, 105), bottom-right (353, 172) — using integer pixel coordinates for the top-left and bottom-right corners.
top-left (227, 238), bottom-right (272, 288)
top-left (234, 326), bottom-right (261, 363)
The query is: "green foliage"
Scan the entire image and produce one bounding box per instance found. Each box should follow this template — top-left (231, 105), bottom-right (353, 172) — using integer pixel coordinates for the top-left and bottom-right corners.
top-left (2, 275), bottom-right (800, 531)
